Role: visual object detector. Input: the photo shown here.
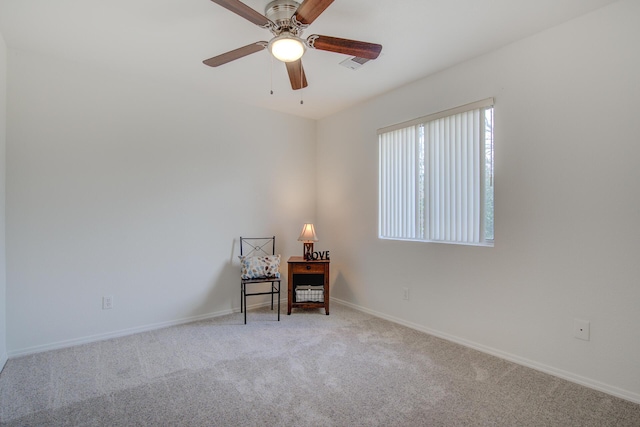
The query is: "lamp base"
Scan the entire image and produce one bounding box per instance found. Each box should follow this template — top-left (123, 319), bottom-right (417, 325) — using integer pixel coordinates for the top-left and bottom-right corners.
top-left (303, 242), bottom-right (314, 260)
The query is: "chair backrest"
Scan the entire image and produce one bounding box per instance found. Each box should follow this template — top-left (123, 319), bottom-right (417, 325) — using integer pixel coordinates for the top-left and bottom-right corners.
top-left (240, 236), bottom-right (276, 257)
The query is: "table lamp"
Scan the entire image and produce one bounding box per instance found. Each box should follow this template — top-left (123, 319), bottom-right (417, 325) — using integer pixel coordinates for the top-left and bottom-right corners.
top-left (298, 223), bottom-right (318, 260)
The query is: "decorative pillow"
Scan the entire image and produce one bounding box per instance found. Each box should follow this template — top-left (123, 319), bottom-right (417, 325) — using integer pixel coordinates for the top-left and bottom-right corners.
top-left (239, 255), bottom-right (281, 279)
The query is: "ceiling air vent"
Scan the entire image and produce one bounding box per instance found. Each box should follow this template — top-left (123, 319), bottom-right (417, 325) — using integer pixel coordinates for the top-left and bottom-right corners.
top-left (339, 56), bottom-right (371, 70)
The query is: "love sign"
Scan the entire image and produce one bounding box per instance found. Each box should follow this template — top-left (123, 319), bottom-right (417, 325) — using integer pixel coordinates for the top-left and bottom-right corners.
top-left (306, 250), bottom-right (330, 261)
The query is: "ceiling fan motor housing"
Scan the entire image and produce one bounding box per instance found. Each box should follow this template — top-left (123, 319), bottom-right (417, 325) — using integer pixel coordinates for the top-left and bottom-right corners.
top-left (265, 0), bottom-right (307, 62)
top-left (265, 0), bottom-right (302, 33)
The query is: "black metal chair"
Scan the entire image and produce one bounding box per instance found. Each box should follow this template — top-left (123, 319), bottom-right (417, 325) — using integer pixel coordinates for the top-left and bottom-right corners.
top-left (239, 236), bottom-right (281, 324)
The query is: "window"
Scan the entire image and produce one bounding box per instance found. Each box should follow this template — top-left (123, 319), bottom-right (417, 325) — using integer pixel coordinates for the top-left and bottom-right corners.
top-left (378, 98), bottom-right (494, 246)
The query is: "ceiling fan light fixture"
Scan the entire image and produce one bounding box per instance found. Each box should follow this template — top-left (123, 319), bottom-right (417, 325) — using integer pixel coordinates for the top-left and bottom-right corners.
top-left (269, 33), bottom-right (306, 62)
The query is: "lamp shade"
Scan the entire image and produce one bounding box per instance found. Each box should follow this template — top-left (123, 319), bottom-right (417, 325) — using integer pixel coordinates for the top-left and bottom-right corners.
top-left (269, 33), bottom-right (306, 62)
top-left (298, 223), bottom-right (318, 242)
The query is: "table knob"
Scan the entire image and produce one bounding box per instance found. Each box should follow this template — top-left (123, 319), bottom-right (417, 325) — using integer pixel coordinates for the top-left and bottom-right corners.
top-left (306, 265), bottom-right (311, 270)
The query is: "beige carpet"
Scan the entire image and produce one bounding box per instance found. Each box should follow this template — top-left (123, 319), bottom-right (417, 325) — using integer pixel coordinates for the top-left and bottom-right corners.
top-left (0, 304), bottom-right (639, 426)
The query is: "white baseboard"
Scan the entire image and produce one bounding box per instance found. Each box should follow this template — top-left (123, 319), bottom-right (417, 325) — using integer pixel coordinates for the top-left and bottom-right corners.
top-left (332, 297), bottom-right (640, 405)
top-left (9, 296), bottom-right (638, 405)
top-left (8, 298), bottom-right (289, 358)
top-left (8, 307), bottom-right (237, 358)
top-left (0, 352), bottom-right (7, 373)
top-left (7, 298), bottom-right (288, 358)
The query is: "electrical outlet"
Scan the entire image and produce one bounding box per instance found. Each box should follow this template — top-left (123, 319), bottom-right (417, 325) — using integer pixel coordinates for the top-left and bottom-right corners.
top-left (102, 296), bottom-right (113, 310)
top-left (402, 287), bottom-right (410, 301)
top-left (574, 319), bottom-right (590, 341)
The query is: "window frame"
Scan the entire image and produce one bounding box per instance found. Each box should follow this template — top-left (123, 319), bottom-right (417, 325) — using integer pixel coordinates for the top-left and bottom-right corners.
top-left (378, 98), bottom-right (494, 247)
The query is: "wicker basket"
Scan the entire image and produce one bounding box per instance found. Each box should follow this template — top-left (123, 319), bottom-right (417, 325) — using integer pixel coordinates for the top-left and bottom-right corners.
top-left (295, 285), bottom-right (324, 302)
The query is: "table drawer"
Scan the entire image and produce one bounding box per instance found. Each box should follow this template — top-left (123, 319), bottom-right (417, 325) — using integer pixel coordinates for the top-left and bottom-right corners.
top-left (291, 262), bottom-right (326, 274)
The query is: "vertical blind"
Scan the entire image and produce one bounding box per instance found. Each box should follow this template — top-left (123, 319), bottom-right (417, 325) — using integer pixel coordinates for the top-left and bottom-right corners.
top-left (378, 125), bottom-right (422, 240)
top-left (424, 108), bottom-right (481, 242)
top-left (378, 98), bottom-right (493, 245)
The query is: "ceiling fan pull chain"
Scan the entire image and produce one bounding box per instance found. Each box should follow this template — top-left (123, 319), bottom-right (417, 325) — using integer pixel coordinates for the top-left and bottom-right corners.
top-left (270, 55), bottom-right (274, 95)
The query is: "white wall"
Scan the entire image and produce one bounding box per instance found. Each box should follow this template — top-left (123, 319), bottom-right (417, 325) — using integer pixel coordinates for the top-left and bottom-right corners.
top-left (317, 0), bottom-right (640, 402)
top-left (0, 31), bottom-right (7, 369)
top-left (6, 49), bottom-right (316, 354)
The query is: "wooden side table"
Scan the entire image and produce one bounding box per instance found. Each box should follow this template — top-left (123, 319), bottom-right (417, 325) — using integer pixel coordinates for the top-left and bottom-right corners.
top-left (287, 256), bottom-right (330, 315)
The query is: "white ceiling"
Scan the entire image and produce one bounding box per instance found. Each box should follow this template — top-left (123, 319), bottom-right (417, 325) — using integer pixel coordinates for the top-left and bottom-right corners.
top-left (0, 0), bottom-right (618, 119)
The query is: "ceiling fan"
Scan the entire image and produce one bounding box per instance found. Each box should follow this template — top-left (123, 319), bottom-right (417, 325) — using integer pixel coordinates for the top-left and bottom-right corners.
top-left (203, 0), bottom-right (383, 90)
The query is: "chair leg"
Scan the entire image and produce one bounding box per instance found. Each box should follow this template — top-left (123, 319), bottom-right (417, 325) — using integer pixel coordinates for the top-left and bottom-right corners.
top-left (241, 281), bottom-right (281, 324)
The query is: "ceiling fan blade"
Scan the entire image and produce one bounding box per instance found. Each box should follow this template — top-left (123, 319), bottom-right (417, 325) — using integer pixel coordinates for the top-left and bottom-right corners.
top-left (292, 0), bottom-right (334, 25)
top-left (210, 0), bottom-right (273, 27)
top-left (307, 35), bottom-right (382, 60)
top-left (203, 42), bottom-right (267, 67)
top-left (285, 60), bottom-right (308, 90)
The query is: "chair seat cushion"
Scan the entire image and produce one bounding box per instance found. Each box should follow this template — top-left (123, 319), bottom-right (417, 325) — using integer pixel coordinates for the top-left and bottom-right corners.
top-left (239, 254), bottom-right (281, 280)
